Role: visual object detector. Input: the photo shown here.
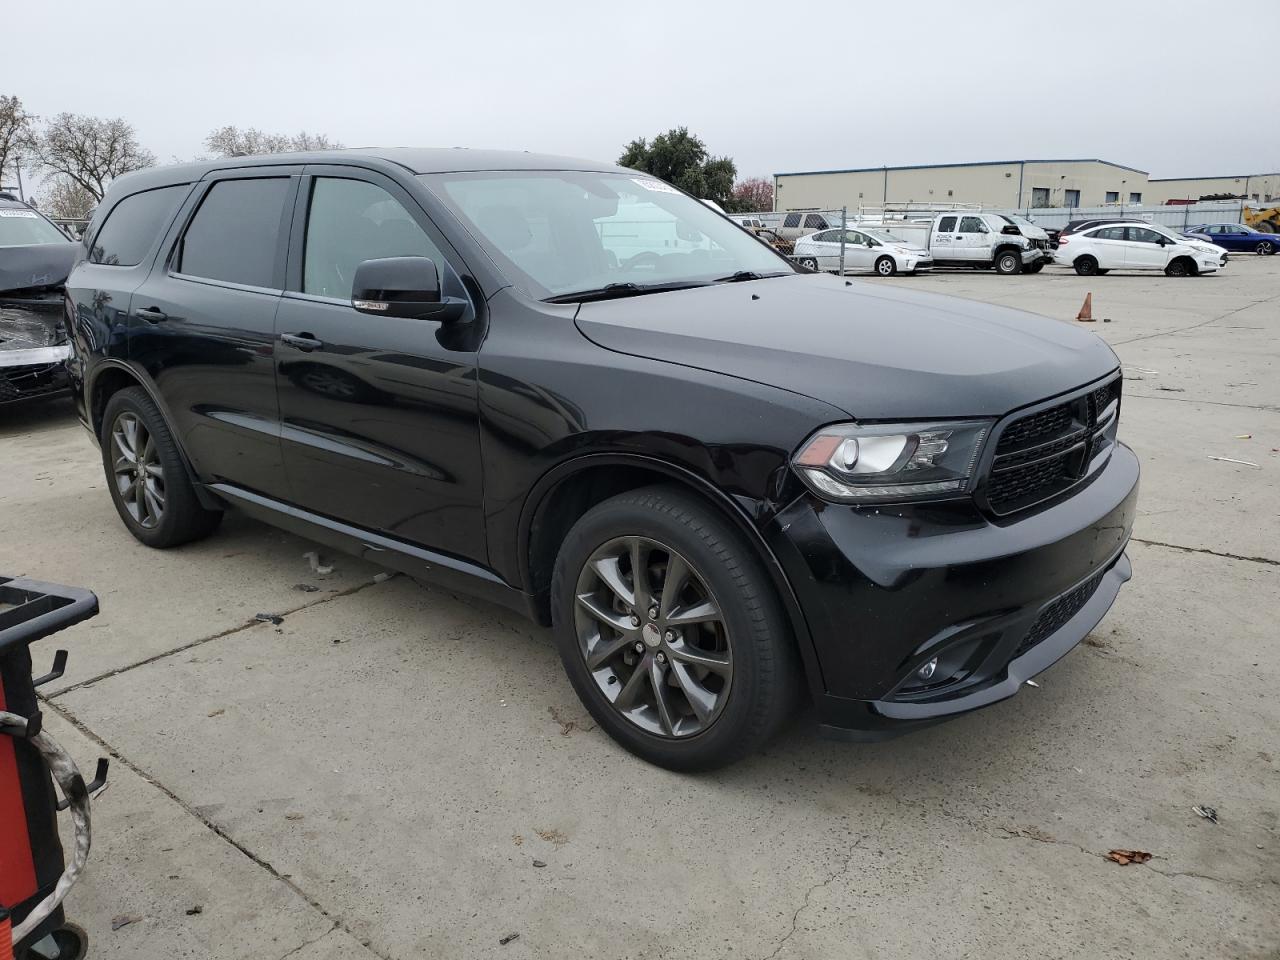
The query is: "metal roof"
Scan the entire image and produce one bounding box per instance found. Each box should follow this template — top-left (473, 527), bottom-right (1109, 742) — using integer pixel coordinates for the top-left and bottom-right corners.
top-left (774, 158), bottom-right (1151, 177)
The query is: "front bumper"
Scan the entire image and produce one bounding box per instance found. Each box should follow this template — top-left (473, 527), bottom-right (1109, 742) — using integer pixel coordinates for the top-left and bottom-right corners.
top-left (0, 346), bottom-right (71, 404)
top-left (1022, 248), bottom-right (1053, 265)
top-left (767, 441), bottom-right (1139, 738)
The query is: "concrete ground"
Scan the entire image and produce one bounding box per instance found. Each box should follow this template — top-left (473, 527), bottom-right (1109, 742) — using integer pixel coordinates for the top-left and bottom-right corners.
top-left (2, 256), bottom-right (1277, 959)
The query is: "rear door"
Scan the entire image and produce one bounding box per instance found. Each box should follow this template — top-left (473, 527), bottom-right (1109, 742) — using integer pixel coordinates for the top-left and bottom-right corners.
top-left (931, 215), bottom-right (960, 260)
top-left (273, 166), bottom-right (486, 560)
top-left (128, 168), bottom-right (298, 499)
top-left (1087, 226), bottom-right (1129, 268)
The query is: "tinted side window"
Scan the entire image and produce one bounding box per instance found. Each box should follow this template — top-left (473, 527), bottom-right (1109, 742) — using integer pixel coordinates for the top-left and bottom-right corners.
top-left (178, 178), bottom-right (290, 288)
top-left (782, 213), bottom-right (801, 228)
top-left (938, 216), bottom-right (957, 232)
top-left (803, 214), bottom-right (827, 229)
top-left (90, 185), bottom-right (188, 267)
top-left (958, 216), bottom-right (987, 233)
top-left (1127, 227), bottom-right (1162, 244)
top-left (303, 178), bottom-right (443, 300)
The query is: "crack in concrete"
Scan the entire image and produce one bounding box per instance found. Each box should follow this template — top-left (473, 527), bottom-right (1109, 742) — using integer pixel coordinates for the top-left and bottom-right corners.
top-left (1123, 392), bottom-right (1280, 413)
top-left (275, 923), bottom-right (341, 960)
top-left (46, 574), bottom-right (392, 699)
top-left (42, 699), bottom-right (396, 960)
top-left (1111, 292), bottom-right (1280, 347)
top-left (756, 837), bottom-right (866, 960)
top-left (1130, 537), bottom-right (1279, 568)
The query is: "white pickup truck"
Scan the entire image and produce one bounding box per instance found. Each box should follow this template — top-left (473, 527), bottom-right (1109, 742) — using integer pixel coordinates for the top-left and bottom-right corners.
top-left (859, 212), bottom-right (1053, 275)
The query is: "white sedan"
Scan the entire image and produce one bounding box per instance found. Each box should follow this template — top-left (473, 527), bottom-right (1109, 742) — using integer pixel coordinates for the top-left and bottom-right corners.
top-left (1054, 222), bottom-right (1227, 277)
top-left (792, 227), bottom-right (933, 276)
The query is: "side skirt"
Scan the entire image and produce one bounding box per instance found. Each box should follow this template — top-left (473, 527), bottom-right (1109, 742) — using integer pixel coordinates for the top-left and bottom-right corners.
top-left (206, 483), bottom-right (540, 621)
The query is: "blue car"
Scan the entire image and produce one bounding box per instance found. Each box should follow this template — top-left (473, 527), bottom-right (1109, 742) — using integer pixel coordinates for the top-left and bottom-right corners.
top-left (1184, 223), bottom-right (1277, 255)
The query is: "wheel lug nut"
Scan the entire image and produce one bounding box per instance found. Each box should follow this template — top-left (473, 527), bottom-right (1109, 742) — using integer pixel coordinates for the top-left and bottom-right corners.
top-left (648, 606), bottom-right (659, 620)
top-left (634, 641), bottom-right (644, 654)
top-left (656, 652), bottom-right (666, 664)
top-left (663, 630), bottom-right (674, 643)
top-left (629, 614), bottom-right (640, 627)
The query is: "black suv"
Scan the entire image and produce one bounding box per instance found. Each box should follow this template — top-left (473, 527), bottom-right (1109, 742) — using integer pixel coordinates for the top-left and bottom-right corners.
top-left (65, 150), bottom-right (1138, 769)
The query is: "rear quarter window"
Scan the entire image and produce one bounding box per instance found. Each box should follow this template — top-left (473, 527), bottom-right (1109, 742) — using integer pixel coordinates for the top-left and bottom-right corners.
top-left (89, 184), bottom-right (190, 266)
top-left (177, 178), bottom-right (291, 289)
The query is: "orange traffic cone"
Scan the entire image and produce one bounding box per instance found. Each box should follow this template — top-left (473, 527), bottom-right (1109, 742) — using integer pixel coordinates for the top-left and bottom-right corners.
top-left (1076, 293), bottom-right (1094, 322)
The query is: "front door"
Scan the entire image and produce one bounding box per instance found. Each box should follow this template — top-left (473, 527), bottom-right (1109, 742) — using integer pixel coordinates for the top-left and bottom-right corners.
top-left (953, 215), bottom-right (991, 264)
top-left (274, 168), bottom-right (486, 563)
top-left (1123, 226), bottom-right (1170, 269)
top-left (128, 170), bottom-right (299, 500)
top-left (843, 230), bottom-right (877, 271)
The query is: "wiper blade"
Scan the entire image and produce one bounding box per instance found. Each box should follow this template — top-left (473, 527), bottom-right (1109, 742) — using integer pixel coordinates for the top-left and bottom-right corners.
top-left (712, 270), bottom-right (789, 283)
top-left (545, 280), bottom-right (711, 304)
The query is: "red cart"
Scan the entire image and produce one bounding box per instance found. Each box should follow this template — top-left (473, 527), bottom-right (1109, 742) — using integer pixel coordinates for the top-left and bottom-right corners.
top-left (1, 576), bottom-right (105, 960)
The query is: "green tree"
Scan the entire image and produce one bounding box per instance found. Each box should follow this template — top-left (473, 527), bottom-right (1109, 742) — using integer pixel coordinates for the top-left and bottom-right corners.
top-left (618, 127), bottom-right (736, 207)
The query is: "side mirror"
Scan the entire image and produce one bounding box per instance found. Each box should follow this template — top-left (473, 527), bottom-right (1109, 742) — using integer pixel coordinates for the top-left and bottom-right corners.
top-left (1157, 238), bottom-right (1169, 246)
top-left (351, 257), bottom-right (466, 323)
top-left (1001, 224), bottom-right (1021, 235)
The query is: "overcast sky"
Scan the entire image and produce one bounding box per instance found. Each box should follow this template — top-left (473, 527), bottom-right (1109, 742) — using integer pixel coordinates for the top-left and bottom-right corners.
top-left (10, 0), bottom-right (1280, 185)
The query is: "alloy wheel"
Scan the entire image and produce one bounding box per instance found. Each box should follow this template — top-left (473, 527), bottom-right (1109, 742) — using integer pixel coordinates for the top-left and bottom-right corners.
top-left (573, 536), bottom-right (732, 738)
top-left (877, 258), bottom-right (894, 276)
top-left (1258, 241), bottom-right (1274, 256)
top-left (111, 411), bottom-right (165, 529)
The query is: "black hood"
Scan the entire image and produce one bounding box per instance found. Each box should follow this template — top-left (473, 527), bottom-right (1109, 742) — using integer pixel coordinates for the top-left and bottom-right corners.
top-left (574, 273), bottom-right (1118, 421)
top-left (0, 242), bottom-right (78, 296)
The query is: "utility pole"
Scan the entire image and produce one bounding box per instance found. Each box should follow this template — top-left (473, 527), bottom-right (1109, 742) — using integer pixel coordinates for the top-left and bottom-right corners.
top-left (838, 206), bottom-right (847, 277)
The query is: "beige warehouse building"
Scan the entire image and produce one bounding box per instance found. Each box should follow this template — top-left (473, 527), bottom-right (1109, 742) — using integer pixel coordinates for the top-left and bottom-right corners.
top-left (773, 159), bottom-right (1280, 211)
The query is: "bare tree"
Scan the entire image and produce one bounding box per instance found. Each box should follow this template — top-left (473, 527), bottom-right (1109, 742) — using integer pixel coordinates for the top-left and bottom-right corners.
top-left (0, 94), bottom-right (36, 190)
top-left (31, 113), bottom-right (156, 201)
top-left (39, 176), bottom-right (98, 219)
top-left (204, 125), bottom-right (343, 158)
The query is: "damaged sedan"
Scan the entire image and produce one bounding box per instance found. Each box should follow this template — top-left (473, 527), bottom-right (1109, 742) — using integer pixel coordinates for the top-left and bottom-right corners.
top-left (0, 194), bottom-right (78, 405)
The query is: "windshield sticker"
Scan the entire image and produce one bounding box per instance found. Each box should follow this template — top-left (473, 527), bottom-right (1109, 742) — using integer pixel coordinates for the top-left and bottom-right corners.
top-left (0, 209), bottom-right (39, 218)
top-left (632, 178), bottom-right (680, 195)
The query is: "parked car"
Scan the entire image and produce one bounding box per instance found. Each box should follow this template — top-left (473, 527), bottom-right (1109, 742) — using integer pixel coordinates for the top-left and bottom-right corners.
top-left (1, 194), bottom-right (78, 404)
top-left (868, 212), bottom-right (1051, 274)
top-left (732, 215), bottom-right (765, 233)
top-left (1055, 222), bottom-right (1227, 276)
top-left (792, 227), bottom-right (933, 275)
top-left (66, 148), bottom-right (1137, 770)
top-left (1184, 223), bottom-right (1277, 255)
top-left (774, 211), bottom-right (840, 241)
top-left (756, 228), bottom-right (793, 255)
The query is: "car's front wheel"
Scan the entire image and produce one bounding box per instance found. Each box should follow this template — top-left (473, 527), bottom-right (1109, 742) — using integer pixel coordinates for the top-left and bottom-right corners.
top-left (1165, 257), bottom-right (1195, 277)
top-left (995, 250), bottom-right (1022, 275)
top-left (797, 256), bottom-right (819, 271)
top-left (874, 255), bottom-right (896, 277)
top-left (551, 486), bottom-right (797, 771)
top-left (100, 387), bottom-right (222, 548)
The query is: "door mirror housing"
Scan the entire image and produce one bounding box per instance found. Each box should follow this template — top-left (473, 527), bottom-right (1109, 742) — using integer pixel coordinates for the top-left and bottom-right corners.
top-left (351, 257), bottom-right (466, 322)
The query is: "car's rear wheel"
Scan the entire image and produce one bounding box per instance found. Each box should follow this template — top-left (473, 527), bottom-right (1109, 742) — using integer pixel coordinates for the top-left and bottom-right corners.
top-left (995, 250), bottom-right (1022, 275)
top-left (551, 486), bottom-right (797, 771)
top-left (1164, 257), bottom-right (1195, 277)
top-left (874, 255), bottom-right (896, 277)
top-left (1256, 239), bottom-right (1275, 255)
top-left (1074, 255), bottom-right (1099, 276)
top-left (101, 387), bottom-right (222, 548)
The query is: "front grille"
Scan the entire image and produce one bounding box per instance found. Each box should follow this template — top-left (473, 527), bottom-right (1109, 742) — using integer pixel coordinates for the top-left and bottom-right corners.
top-left (0, 363), bottom-right (66, 401)
top-left (984, 375), bottom-right (1121, 515)
top-left (1014, 570), bottom-right (1106, 658)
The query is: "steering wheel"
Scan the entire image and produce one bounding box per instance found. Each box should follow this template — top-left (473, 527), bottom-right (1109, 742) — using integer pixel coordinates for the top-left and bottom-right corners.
top-left (621, 251), bottom-right (663, 272)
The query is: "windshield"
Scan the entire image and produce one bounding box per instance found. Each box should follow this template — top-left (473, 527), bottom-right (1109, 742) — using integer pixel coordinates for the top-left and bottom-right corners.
top-left (0, 207), bottom-right (70, 247)
top-left (863, 229), bottom-right (910, 245)
top-left (422, 171), bottom-right (793, 299)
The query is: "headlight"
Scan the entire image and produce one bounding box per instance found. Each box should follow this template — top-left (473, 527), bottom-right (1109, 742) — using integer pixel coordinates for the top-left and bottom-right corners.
top-left (792, 420), bottom-right (993, 503)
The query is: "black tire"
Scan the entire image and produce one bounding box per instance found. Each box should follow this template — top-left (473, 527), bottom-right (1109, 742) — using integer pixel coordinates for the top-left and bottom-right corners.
top-left (1024, 262), bottom-right (1044, 274)
top-left (1164, 257), bottom-right (1194, 277)
top-left (19, 924), bottom-right (88, 960)
top-left (550, 485), bottom-right (798, 771)
top-left (874, 255), bottom-right (896, 277)
top-left (995, 250), bottom-right (1022, 275)
top-left (100, 386), bottom-right (222, 548)
top-left (1074, 255), bottom-right (1099, 277)
top-left (1256, 239), bottom-right (1275, 255)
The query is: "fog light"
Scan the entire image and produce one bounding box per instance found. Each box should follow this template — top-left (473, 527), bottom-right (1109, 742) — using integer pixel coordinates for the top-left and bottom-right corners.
top-left (916, 657), bottom-right (938, 681)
